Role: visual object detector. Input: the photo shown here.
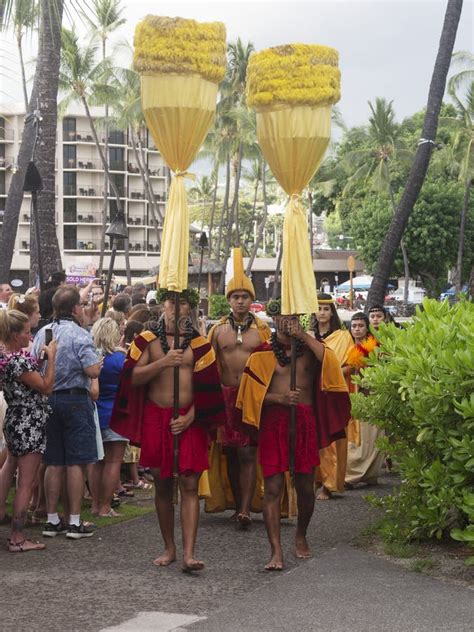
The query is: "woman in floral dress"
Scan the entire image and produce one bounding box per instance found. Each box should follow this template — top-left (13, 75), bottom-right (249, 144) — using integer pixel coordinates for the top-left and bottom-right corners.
top-left (0, 309), bottom-right (57, 552)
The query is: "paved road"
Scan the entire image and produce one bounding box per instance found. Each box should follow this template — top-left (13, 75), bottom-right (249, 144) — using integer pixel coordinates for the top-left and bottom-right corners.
top-left (1, 474), bottom-right (471, 631)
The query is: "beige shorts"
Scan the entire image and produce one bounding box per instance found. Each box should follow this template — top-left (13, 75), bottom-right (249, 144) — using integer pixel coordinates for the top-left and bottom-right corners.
top-left (123, 443), bottom-right (141, 464)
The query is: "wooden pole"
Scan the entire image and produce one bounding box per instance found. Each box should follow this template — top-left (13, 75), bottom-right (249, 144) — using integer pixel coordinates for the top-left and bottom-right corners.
top-left (172, 291), bottom-right (180, 505)
top-left (289, 336), bottom-right (297, 484)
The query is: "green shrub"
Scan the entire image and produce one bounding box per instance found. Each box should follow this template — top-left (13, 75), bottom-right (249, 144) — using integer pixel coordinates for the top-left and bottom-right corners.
top-left (209, 294), bottom-right (230, 319)
top-left (352, 299), bottom-right (474, 562)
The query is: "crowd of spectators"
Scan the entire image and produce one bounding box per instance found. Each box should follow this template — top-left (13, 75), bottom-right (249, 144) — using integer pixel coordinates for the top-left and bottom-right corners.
top-left (0, 274), bottom-right (160, 551)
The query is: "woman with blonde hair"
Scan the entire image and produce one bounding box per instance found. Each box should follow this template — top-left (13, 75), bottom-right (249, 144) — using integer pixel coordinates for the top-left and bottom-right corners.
top-left (8, 294), bottom-right (42, 339)
top-left (0, 310), bottom-right (57, 551)
top-left (90, 318), bottom-right (127, 517)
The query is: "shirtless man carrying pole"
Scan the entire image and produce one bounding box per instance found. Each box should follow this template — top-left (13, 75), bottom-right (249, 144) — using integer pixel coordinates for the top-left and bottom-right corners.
top-left (109, 288), bottom-right (224, 572)
top-left (237, 298), bottom-right (350, 570)
top-left (209, 248), bottom-right (270, 526)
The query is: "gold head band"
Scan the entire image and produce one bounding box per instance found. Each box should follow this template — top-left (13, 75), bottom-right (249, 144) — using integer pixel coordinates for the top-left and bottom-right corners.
top-left (318, 298), bottom-right (334, 304)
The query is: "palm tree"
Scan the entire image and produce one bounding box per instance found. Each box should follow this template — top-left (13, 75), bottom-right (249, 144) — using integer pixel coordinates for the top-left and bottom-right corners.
top-left (84, 0), bottom-right (126, 273)
top-left (0, 0), bottom-right (64, 284)
top-left (367, 0), bottom-right (464, 307)
top-left (13, 0), bottom-right (39, 111)
top-left (342, 97), bottom-right (413, 304)
top-left (446, 52), bottom-right (474, 291)
top-left (217, 39), bottom-right (255, 292)
top-left (58, 27), bottom-right (131, 282)
top-left (112, 65), bottom-right (163, 251)
top-left (189, 175), bottom-right (214, 228)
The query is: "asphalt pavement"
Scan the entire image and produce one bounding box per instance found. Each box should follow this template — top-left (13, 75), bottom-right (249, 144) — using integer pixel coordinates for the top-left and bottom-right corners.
top-left (1, 474), bottom-right (472, 631)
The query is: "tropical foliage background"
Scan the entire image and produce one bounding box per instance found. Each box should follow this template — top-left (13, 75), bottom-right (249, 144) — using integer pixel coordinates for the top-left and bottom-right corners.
top-left (0, 0), bottom-right (472, 295)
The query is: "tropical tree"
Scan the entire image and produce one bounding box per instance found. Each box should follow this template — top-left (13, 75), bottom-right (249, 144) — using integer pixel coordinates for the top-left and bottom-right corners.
top-left (58, 26), bottom-right (131, 282)
top-left (0, 0), bottom-right (64, 284)
top-left (217, 39), bottom-right (255, 291)
top-left (13, 0), bottom-right (39, 111)
top-left (367, 0), bottom-right (464, 307)
top-left (341, 97), bottom-right (413, 304)
top-left (112, 64), bottom-right (163, 251)
top-left (83, 0), bottom-right (126, 273)
top-left (445, 51), bottom-right (474, 291)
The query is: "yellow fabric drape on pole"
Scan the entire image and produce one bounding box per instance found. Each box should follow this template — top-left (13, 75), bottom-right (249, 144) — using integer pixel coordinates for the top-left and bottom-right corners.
top-left (140, 73), bottom-right (219, 291)
top-left (255, 104), bottom-right (331, 315)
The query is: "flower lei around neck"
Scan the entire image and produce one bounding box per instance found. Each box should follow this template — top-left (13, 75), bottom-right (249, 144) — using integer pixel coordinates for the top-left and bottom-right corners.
top-left (156, 318), bottom-right (194, 354)
top-left (346, 335), bottom-right (379, 368)
top-left (270, 331), bottom-right (306, 367)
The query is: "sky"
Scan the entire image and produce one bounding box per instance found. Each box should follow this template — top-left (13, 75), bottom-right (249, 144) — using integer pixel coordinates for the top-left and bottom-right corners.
top-left (0, 0), bottom-right (472, 129)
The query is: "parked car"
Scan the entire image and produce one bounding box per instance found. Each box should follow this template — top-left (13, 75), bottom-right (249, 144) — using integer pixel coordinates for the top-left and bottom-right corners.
top-left (439, 285), bottom-right (468, 300)
top-left (389, 287), bottom-right (426, 304)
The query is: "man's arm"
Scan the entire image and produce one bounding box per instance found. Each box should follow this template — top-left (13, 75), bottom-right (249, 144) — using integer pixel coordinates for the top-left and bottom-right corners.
top-left (130, 344), bottom-right (183, 386)
top-left (84, 361), bottom-right (103, 378)
top-left (264, 390), bottom-right (300, 406)
top-left (287, 321), bottom-right (325, 363)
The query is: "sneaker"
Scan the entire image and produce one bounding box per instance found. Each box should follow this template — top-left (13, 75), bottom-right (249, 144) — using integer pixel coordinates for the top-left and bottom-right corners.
top-left (42, 520), bottom-right (68, 537)
top-left (66, 521), bottom-right (95, 539)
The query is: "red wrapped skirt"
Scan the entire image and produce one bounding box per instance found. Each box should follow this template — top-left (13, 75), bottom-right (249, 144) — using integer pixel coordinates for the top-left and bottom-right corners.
top-left (259, 404), bottom-right (319, 478)
top-left (139, 400), bottom-right (208, 478)
top-left (220, 385), bottom-right (255, 448)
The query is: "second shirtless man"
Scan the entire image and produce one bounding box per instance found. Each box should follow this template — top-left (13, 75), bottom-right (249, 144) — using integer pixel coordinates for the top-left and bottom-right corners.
top-left (208, 248), bottom-right (270, 526)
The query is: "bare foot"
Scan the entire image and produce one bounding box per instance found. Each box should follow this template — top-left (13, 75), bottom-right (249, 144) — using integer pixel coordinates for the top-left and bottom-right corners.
top-left (182, 558), bottom-right (205, 573)
top-left (98, 509), bottom-right (121, 518)
top-left (316, 486), bottom-right (332, 501)
top-left (237, 513), bottom-right (252, 528)
top-left (264, 551), bottom-right (283, 571)
top-left (153, 549), bottom-right (177, 567)
top-left (295, 535), bottom-right (312, 559)
top-left (8, 538), bottom-right (46, 552)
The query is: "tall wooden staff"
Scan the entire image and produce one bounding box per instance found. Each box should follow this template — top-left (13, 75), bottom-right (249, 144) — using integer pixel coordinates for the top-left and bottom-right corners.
top-left (247, 44), bottom-right (341, 480)
top-left (135, 16), bottom-right (226, 503)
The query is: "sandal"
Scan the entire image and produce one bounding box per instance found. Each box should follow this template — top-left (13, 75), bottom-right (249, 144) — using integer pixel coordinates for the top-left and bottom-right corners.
top-left (131, 480), bottom-right (152, 491)
top-left (117, 489), bottom-right (134, 498)
top-left (98, 509), bottom-right (121, 518)
top-left (8, 538), bottom-right (46, 552)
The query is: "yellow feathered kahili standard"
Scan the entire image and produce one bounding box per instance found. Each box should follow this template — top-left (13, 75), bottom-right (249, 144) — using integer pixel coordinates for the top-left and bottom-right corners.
top-left (134, 16), bottom-right (226, 292)
top-left (247, 44), bottom-right (340, 315)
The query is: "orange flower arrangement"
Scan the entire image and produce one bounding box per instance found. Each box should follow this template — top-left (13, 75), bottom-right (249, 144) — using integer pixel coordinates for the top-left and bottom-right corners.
top-left (346, 335), bottom-right (379, 369)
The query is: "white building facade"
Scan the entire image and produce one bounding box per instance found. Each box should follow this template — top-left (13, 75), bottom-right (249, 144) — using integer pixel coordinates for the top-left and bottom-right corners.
top-left (0, 104), bottom-right (168, 280)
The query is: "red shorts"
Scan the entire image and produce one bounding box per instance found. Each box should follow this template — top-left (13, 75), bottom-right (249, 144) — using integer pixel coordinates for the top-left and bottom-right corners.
top-left (139, 401), bottom-right (209, 478)
top-left (259, 404), bottom-right (319, 478)
top-left (220, 385), bottom-right (255, 448)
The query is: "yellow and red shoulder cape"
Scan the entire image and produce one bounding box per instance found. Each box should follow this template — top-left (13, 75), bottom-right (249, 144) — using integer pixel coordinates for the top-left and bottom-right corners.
top-left (110, 330), bottom-right (225, 445)
top-left (236, 341), bottom-right (351, 449)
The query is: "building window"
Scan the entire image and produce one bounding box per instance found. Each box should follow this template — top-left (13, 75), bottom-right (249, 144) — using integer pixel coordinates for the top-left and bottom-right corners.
top-left (63, 117), bottom-right (76, 141)
top-left (0, 172), bottom-right (5, 195)
top-left (109, 147), bottom-right (124, 171)
top-left (63, 198), bottom-right (77, 222)
top-left (63, 144), bottom-right (76, 168)
top-left (64, 225), bottom-right (77, 249)
top-left (108, 129), bottom-right (124, 145)
top-left (63, 171), bottom-right (76, 196)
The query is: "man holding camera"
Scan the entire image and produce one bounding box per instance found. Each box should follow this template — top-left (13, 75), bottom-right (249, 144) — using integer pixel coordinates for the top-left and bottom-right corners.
top-left (33, 285), bottom-right (102, 539)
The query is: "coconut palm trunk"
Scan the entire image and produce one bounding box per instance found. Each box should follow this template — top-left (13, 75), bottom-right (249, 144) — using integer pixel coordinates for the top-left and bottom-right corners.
top-left (0, 0), bottom-right (64, 283)
top-left (216, 152), bottom-right (231, 264)
top-left (272, 234), bottom-right (283, 299)
top-left (130, 127), bottom-right (161, 248)
top-left (208, 162), bottom-right (219, 257)
top-left (388, 184), bottom-right (410, 306)
top-left (367, 0), bottom-right (464, 306)
top-left (454, 176), bottom-right (471, 292)
top-left (81, 96), bottom-right (131, 283)
top-left (246, 160), bottom-right (268, 275)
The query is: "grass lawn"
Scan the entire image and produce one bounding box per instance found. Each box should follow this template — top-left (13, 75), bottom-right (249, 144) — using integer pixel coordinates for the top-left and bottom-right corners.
top-left (4, 487), bottom-right (155, 530)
